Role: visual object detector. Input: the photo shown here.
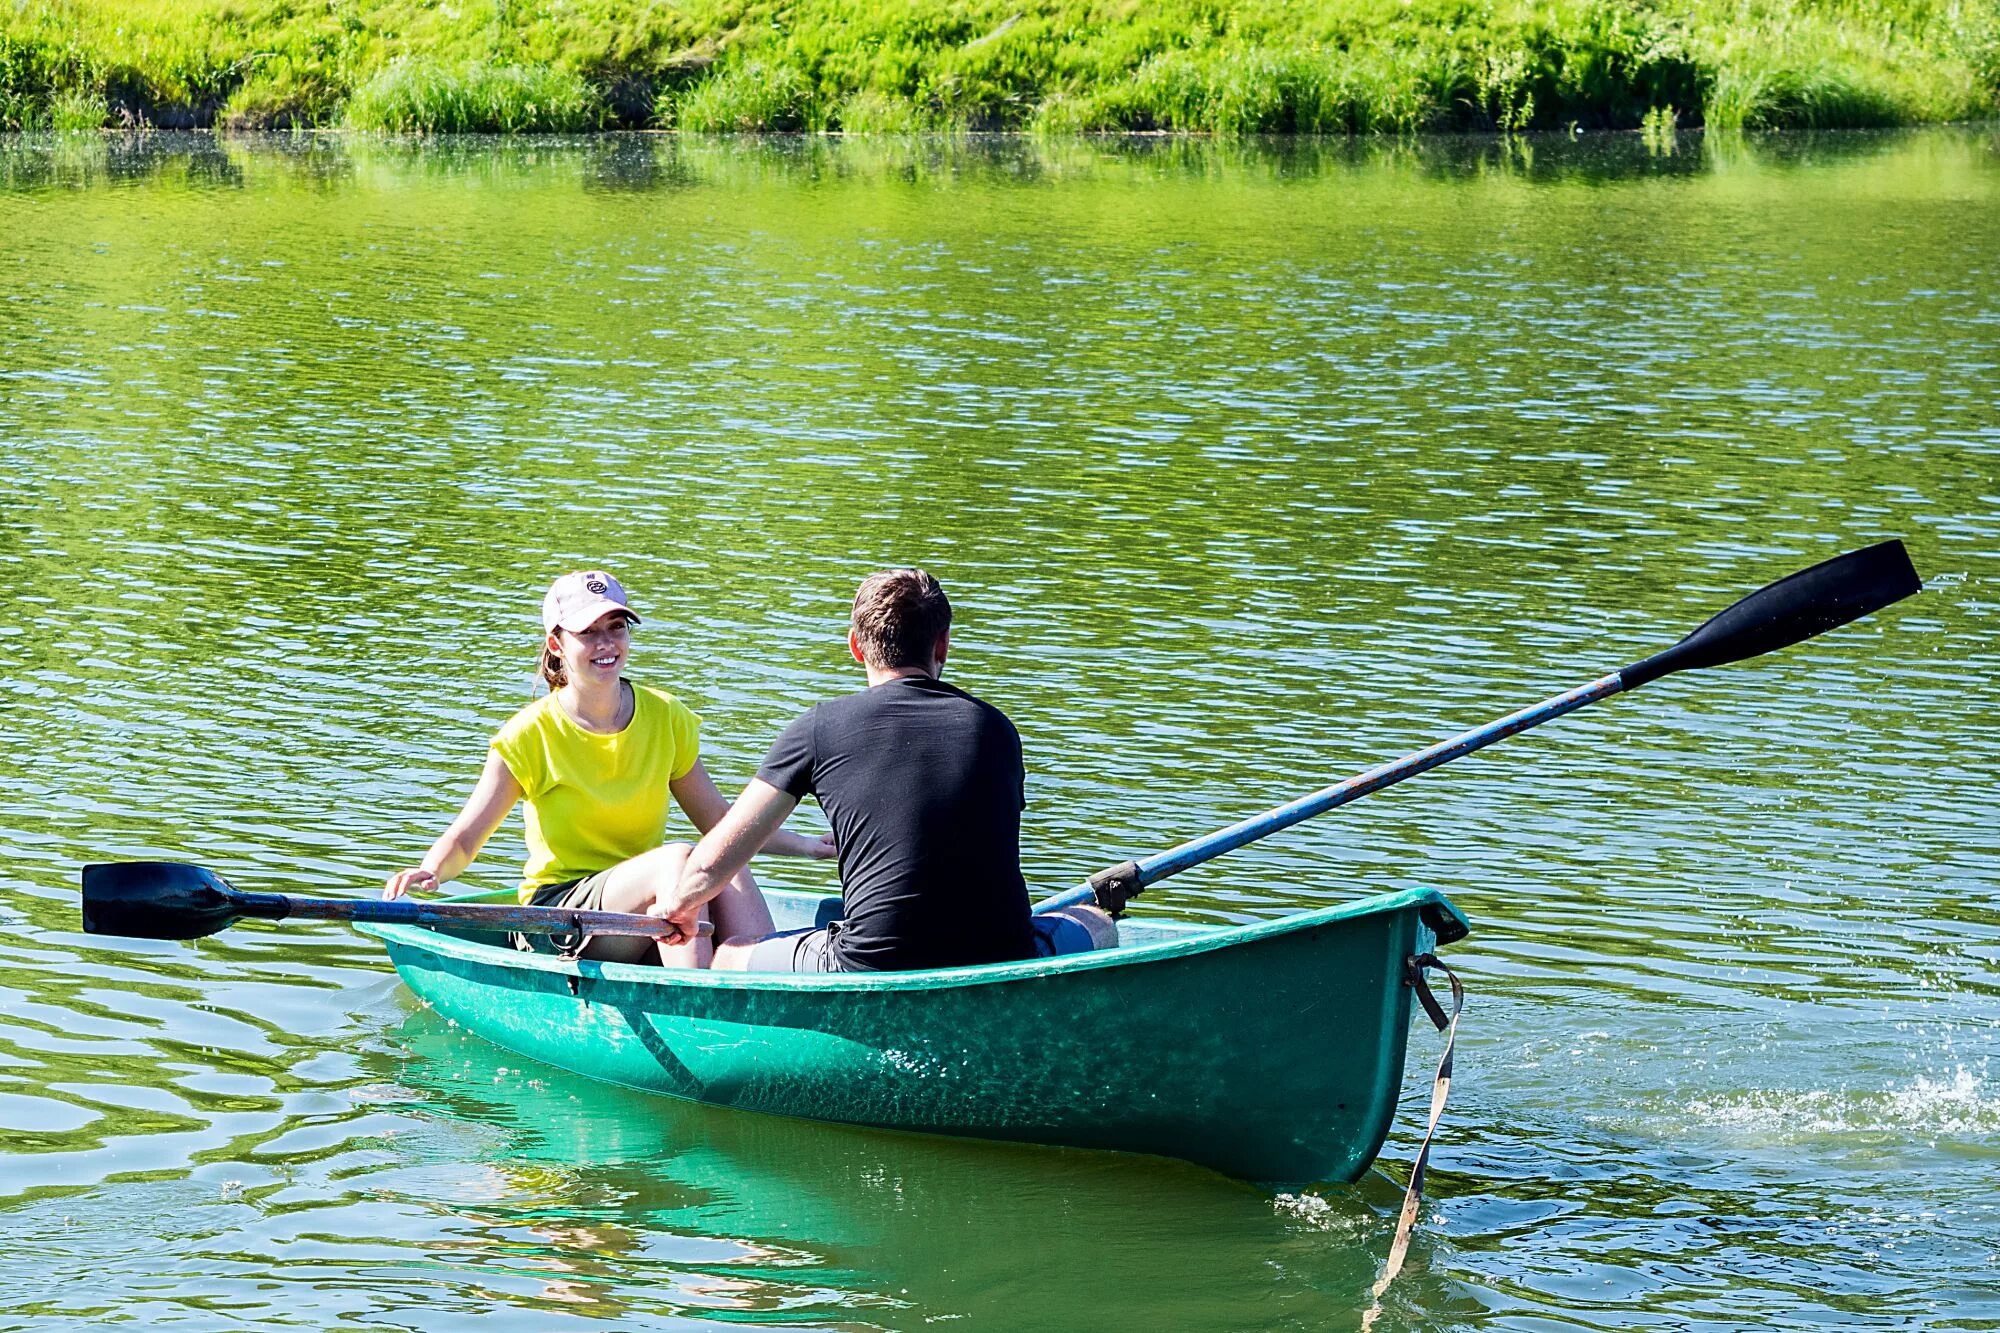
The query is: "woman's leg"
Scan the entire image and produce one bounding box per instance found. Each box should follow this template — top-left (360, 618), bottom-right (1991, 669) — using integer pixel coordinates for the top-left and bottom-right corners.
top-left (705, 863), bottom-right (776, 943)
top-left (594, 843), bottom-right (709, 967)
top-left (594, 842), bottom-right (773, 968)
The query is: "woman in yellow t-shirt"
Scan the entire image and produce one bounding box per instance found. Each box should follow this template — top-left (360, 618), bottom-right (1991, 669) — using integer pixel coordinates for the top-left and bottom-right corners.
top-left (382, 570), bottom-right (835, 966)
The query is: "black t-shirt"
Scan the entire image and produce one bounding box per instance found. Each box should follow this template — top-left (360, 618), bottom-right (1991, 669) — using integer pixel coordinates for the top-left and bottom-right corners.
top-left (756, 675), bottom-right (1033, 971)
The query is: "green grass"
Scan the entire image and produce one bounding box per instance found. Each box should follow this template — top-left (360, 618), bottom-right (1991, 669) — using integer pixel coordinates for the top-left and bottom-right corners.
top-left (344, 59), bottom-right (600, 133)
top-left (43, 86), bottom-right (103, 129)
top-left (221, 58), bottom-right (347, 131)
top-left (0, 1), bottom-right (1994, 135)
top-left (835, 87), bottom-right (943, 134)
top-left (672, 58), bottom-right (818, 131)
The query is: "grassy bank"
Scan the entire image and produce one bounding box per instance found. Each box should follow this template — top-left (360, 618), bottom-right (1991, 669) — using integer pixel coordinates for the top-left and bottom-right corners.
top-left (1, 1), bottom-right (1995, 135)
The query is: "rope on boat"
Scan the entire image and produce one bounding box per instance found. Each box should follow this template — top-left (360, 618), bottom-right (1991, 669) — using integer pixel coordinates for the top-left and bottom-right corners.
top-left (1362, 953), bottom-right (1464, 1332)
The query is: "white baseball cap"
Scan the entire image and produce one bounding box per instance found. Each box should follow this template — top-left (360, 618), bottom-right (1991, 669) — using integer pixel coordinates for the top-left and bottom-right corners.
top-left (543, 570), bottom-right (640, 635)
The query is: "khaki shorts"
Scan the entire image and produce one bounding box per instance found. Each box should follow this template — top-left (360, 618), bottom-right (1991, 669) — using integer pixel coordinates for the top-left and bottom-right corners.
top-left (513, 869), bottom-right (617, 954)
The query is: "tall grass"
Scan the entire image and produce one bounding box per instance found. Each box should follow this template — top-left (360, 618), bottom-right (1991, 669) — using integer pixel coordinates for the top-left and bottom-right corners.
top-left (345, 60), bottom-right (599, 133)
top-left (1069, 46), bottom-right (1448, 134)
top-left (1697, 10), bottom-right (1934, 131)
top-left (221, 60), bottom-right (345, 131)
top-left (0, 0), bottom-right (1994, 134)
top-left (671, 60), bottom-right (818, 132)
top-left (834, 88), bottom-right (937, 134)
top-left (44, 85), bottom-right (102, 128)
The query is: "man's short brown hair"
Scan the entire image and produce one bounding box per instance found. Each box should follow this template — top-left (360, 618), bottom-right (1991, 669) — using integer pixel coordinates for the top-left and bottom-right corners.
top-left (851, 569), bottom-right (952, 670)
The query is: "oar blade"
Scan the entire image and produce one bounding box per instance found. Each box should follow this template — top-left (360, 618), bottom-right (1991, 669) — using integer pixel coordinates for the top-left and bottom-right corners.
top-left (1621, 540), bottom-right (1920, 688)
top-left (81, 861), bottom-right (242, 940)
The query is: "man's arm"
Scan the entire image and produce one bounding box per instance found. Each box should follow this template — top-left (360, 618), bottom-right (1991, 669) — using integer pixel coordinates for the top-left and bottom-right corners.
top-left (669, 761), bottom-right (835, 858)
top-left (658, 777), bottom-right (800, 938)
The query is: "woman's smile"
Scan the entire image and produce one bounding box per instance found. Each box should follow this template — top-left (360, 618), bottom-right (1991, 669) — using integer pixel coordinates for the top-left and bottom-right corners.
top-left (563, 611), bottom-right (633, 677)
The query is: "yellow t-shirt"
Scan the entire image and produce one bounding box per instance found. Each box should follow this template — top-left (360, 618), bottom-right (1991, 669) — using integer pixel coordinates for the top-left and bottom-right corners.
top-left (489, 683), bottom-right (702, 900)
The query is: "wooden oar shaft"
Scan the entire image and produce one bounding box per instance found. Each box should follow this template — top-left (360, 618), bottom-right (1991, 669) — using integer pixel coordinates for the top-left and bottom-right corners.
top-left (269, 894), bottom-right (700, 938)
top-left (78, 859), bottom-right (721, 943)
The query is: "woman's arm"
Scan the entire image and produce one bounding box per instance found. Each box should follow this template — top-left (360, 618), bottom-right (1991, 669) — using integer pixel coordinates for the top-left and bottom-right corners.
top-left (659, 778), bottom-right (801, 939)
top-left (670, 760), bottom-right (835, 859)
top-left (383, 750), bottom-right (523, 898)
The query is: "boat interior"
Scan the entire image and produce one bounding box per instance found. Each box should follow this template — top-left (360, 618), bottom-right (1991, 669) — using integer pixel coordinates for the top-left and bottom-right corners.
top-left (429, 887), bottom-right (1214, 953)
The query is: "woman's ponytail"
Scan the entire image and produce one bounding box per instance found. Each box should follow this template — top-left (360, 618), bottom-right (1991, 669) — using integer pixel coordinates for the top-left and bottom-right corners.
top-left (538, 639), bottom-right (568, 692)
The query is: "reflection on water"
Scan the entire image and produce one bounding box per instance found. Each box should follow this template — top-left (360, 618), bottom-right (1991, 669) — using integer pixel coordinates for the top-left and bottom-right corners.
top-left (1, 128), bottom-right (1996, 1329)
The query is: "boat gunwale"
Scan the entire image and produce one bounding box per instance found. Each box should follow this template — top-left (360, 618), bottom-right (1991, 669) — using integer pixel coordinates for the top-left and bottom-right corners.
top-left (357, 884), bottom-right (1470, 994)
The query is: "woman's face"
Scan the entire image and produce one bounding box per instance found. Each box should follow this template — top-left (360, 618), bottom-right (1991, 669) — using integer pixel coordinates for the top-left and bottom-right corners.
top-left (550, 611), bottom-right (631, 684)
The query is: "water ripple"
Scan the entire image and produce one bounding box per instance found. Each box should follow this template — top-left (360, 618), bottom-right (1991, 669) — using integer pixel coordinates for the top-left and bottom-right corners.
top-left (1, 128), bottom-right (1996, 1331)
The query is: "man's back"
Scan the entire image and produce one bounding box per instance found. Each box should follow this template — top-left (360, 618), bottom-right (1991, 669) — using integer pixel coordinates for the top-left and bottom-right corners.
top-left (756, 675), bottom-right (1032, 971)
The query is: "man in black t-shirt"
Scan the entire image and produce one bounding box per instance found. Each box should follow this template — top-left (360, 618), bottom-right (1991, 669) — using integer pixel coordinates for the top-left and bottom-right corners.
top-left (659, 569), bottom-right (1115, 972)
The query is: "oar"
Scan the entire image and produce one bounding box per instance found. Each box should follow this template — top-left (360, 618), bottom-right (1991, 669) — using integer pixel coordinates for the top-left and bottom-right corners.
top-left (80, 860), bottom-right (706, 942)
top-left (1038, 539), bottom-right (1922, 917)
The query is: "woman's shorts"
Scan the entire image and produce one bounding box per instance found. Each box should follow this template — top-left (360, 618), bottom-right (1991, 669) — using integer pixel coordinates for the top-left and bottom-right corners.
top-left (512, 869), bottom-right (617, 954)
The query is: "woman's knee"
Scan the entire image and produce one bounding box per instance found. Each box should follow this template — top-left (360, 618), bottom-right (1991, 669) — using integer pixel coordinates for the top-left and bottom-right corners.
top-left (602, 842), bottom-right (694, 914)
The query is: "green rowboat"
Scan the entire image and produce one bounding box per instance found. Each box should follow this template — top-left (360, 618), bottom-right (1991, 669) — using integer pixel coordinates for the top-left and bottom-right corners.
top-left (359, 885), bottom-right (1468, 1184)
top-left (93, 545), bottom-right (1922, 1183)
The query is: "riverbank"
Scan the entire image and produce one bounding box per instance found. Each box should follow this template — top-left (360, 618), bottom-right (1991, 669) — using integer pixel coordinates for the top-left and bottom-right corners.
top-left (2, 0), bottom-right (1996, 135)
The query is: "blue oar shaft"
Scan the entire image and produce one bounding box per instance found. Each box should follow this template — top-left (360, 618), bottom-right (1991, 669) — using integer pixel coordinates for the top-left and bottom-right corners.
top-left (1036, 671), bottom-right (1625, 914)
top-left (271, 895), bottom-right (698, 938)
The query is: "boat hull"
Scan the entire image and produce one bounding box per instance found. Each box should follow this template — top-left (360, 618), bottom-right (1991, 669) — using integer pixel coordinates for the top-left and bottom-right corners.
top-left (362, 887), bottom-right (1467, 1183)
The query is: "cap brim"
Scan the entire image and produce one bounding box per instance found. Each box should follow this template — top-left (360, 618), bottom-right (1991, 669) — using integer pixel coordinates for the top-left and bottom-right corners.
top-left (551, 600), bottom-right (640, 634)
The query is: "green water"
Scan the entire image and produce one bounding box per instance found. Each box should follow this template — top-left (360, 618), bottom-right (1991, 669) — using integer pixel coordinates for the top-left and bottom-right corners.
top-left (2, 129), bottom-right (1996, 1330)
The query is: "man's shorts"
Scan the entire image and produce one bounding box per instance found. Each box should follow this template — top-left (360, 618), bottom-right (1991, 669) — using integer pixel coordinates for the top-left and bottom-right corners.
top-left (739, 924), bottom-right (844, 973)
top-left (513, 869), bottom-right (617, 954)
top-left (739, 912), bottom-right (1107, 974)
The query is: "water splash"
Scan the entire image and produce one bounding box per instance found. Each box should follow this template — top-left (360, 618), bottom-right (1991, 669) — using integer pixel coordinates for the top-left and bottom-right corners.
top-left (1271, 1191), bottom-right (1377, 1239)
top-left (1686, 1069), bottom-right (1998, 1138)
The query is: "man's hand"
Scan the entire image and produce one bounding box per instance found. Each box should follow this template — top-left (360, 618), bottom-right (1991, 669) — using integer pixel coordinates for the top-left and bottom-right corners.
top-left (674, 778), bottom-right (803, 924)
top-left (649, 891), bottom-right (705, 947)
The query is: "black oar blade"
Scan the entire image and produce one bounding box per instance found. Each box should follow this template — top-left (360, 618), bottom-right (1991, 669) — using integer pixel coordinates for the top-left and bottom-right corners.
top-left (1622, 540), bottom-right (1921, 689)
top-left (81, 861), bottom-right (243, 940)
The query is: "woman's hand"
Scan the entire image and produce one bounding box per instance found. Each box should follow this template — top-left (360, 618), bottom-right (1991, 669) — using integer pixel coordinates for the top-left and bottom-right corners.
top-left (758, 827), bottom-right (838, 858)
top-left (383, 868), bottom-right (438, 900)
top-left (385, 754), bottom-right (524, 901)
top-left (670, 763), bottom-right (835, 860)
